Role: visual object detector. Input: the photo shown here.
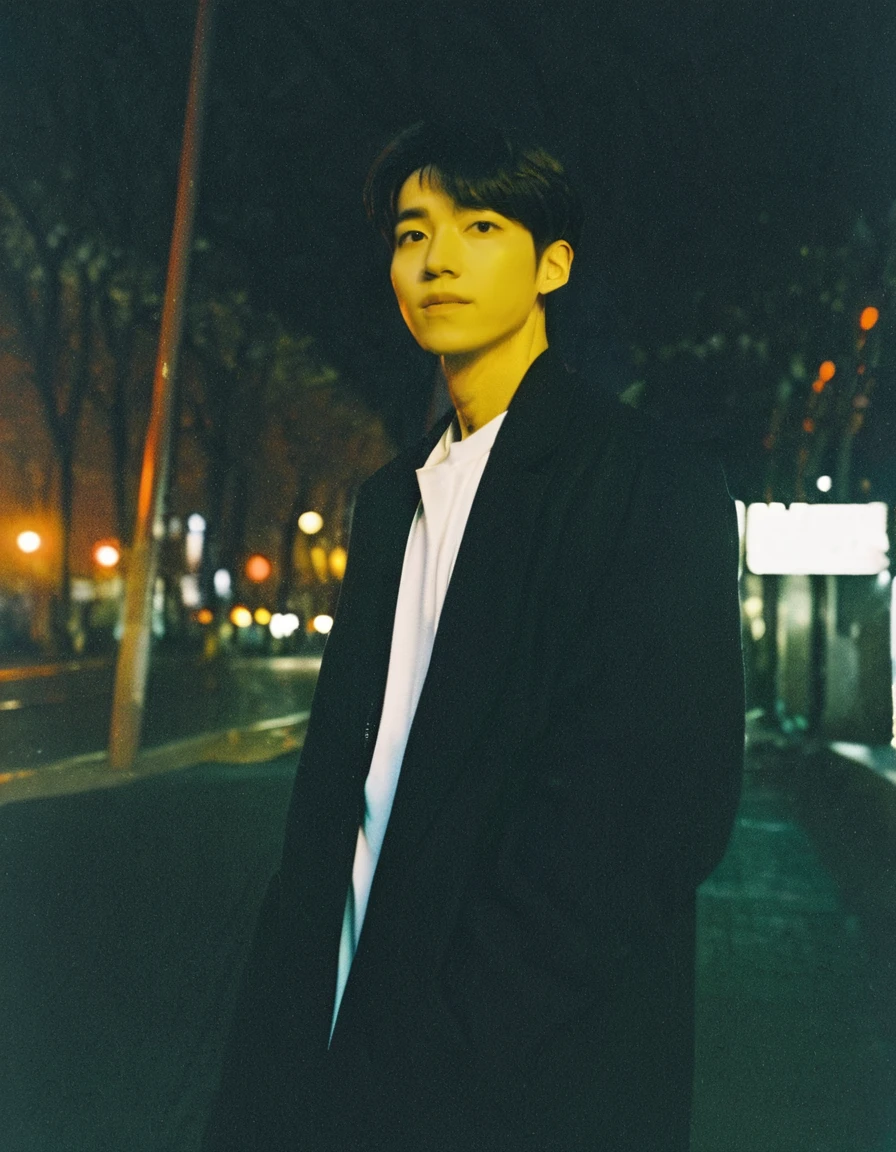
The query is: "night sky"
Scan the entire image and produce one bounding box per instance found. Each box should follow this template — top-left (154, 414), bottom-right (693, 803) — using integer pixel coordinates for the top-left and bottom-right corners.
top-left (2, 0), bottom-right (894, 454)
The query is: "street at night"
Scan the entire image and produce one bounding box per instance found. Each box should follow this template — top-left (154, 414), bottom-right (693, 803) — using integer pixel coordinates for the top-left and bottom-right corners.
top-left (0, 655), bottom-right (320, 771)
top-left (2, 0), bottom-right (896, 1148)
top-left (1, 725), bottom-right (895, 1150)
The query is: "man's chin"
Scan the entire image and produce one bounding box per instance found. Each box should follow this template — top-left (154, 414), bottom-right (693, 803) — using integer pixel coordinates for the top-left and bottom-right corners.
top-left (410, 334), bottom-right (486, 358)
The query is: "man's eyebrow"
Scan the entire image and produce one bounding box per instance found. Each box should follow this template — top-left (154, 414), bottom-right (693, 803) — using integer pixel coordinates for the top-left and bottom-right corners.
top-left (395, 207), bottom-right (428, 227)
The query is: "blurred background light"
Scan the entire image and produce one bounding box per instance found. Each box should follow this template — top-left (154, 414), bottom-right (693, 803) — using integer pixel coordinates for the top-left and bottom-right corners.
top-left (213, 569), bottom-right (232, 597)
top-left (17, 531), bottom-right (41, 554)
top-left (93, 541), bottom-right (121, 568)
top-left (245, 554), bottom-right (272, 583)
top-left (269, 612), bottom-right (300, 639)
top-left (328, 546), bottom-right (348, 580)
top-left (229, 605), bottom-right (253, 628)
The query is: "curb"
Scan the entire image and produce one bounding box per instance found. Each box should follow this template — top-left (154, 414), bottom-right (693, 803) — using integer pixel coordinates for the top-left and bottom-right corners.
top-left (0, 711), bottom-right (310, 807)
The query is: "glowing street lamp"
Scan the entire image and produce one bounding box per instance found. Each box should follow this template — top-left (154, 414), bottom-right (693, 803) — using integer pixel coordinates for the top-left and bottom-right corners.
top-left (93, 541), bottom-right (121, 569)
top-left (245, 553), bottom-right (272, 583)
top-left (17, 531), bottom-right (41, 554)
top-left (298, 511), bottom-right (324, 535)
top-left (818, 360), bottom-right (836, 382)
top-left (229, 605), bottom-right (253, 628)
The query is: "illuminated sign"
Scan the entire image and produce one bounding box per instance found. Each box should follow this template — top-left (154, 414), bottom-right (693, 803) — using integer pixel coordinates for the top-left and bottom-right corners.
top-left (745, 502), bottom-right (889, 575)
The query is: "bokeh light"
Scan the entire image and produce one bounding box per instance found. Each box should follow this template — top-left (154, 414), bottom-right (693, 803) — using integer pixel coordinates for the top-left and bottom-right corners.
top-left (230, 605), bottom-right (253, 628)
top-left (329, 546), bottom-right (348, 580)
top-left (269, 612), bottom-right (300, 639)
top-left (245, 554), bottom-right (272, 583)
top-left (16, 531), bottom-right (41, 554)
top-left (298, 511), bottom-right (324, 535)
top-left (93, 541), bottom-right (121, 568)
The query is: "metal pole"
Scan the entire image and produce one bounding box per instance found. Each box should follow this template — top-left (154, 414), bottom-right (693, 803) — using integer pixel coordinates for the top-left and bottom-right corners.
top-left (108, 0), bottom-right (217, 770)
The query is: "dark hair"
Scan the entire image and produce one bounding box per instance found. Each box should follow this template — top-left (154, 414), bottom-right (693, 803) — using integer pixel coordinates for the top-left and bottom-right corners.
top-left (363, 121), bottom-right (583, 258)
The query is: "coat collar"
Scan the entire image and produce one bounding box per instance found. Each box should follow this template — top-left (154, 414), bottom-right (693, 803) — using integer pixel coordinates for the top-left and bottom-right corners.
top-left (368, 347), bottom-right (583, 871)
top-left (413, 347), bottom-right (576, 473)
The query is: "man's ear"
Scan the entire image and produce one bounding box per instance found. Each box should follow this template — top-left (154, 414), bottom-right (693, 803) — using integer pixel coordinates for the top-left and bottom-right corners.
top-left (536, 239), bottom-right (574, 296)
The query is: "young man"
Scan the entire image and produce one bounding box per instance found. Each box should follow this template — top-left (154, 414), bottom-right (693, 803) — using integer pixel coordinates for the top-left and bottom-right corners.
top-left (204, 122), bottom-right (745, 1152)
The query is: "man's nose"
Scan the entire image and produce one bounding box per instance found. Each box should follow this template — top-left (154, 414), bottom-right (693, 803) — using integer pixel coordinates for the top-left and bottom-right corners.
top-left (422, 227), bottom-right (461, 278)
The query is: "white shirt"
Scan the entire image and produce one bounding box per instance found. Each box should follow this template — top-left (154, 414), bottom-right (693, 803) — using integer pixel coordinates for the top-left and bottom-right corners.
top-left (330, 410), bottom-right (507, 1039)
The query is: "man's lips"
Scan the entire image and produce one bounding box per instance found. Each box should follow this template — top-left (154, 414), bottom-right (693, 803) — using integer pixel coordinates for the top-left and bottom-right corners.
top-left (420, 293), bottom-right (471, 308)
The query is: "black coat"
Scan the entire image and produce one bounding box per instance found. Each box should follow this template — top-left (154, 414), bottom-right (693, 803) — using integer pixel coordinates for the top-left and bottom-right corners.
top-left (204, 349), bottom-right (745, 1152)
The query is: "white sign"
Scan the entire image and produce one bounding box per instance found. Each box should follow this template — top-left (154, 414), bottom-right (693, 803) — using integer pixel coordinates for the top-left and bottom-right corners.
top-left (745, 502), bottom-right (890, 575)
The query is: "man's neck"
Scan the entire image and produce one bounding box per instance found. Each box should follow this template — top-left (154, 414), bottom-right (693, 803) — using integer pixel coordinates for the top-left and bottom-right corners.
top-left (442, 319), bottom-right (548, 439)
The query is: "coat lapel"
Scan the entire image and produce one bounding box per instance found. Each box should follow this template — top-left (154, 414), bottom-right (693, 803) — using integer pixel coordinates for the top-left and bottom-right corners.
top-left (376, 350), bottom-right (580, 866)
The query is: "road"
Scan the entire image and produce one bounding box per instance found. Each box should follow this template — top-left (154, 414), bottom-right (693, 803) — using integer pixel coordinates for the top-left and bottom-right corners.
top-left (1, 738), bottom-right (894, 1151)
top-left (0, 653), bottom-right (321, 770)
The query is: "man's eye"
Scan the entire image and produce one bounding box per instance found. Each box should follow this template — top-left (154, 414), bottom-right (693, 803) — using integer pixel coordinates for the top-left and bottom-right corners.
top-left (397, 229), bottom-right (425, 246)
top-left (471, 221), bottom-right (497, 234)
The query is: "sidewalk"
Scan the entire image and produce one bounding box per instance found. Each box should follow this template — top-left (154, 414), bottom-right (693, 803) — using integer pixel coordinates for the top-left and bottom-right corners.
top-left (1, 726), bottom-right (895, 1150)
top-left (0, 710), bottom-right (310, 806)
top-left (694, 732), bottom-right (896, 1151)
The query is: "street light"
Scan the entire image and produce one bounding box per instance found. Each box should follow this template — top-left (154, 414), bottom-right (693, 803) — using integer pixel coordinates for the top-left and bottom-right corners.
top-left (230, 605), bottom-right (253, 628)
top-left (17, 531), bottom-right (41, 555)
top-left (245, 553), bottom-right (272, 583)
top-left (298, 511), bottom-right (324, 535)
top-left (93, 541), bottom-right (121, 569)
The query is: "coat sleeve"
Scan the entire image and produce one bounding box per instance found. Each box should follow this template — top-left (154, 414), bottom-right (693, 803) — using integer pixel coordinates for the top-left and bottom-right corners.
top-left (342, 441), bottom-right (745, 1144)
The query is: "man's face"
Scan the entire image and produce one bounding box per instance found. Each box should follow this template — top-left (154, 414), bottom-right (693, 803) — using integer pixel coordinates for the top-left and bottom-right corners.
top-left (389, 171), bottom-right (545, 357)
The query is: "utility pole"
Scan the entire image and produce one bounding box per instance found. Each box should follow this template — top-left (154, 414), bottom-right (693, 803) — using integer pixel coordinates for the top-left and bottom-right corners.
top-left (108, 0), bottom-right (217, 769)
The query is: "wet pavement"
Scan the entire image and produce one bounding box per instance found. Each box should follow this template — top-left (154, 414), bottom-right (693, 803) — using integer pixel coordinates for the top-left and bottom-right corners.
top-left (0, 654), bottom-right (321, 770)
top-left (1, 732), bottom-right (895, 1151)
top-left (694, 741), bottom-right (896, 1152)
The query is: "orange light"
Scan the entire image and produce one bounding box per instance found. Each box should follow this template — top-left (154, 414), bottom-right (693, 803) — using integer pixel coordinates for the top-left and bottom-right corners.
top-left (230, 605), bottom-right (253, 628)
top-left (859, 306), bottom-right (879, 331)
top-left (802, 418), bottom-right (815, 433)
top-left (245, 554), bottom-right (272, 583)
top-left (812, 378), bottom-right (825, 394)
top-left (818, 360), bottom-right (836, 382)
top-left (196, 608), bottom-right (214, 625)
